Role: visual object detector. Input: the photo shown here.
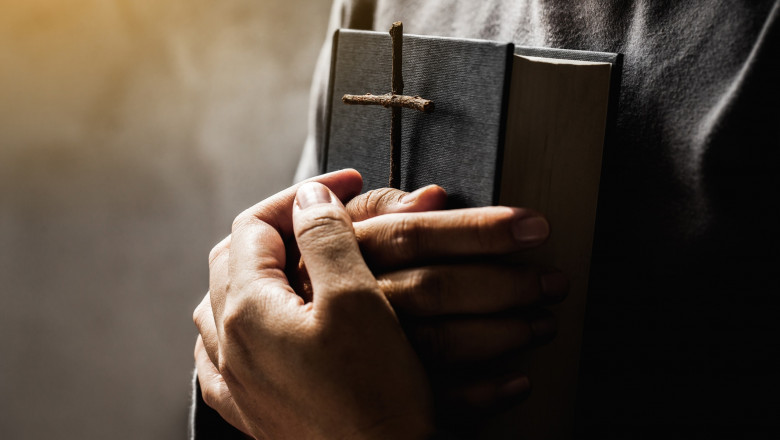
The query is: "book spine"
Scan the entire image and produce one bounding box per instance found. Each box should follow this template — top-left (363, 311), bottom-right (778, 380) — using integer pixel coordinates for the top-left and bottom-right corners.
top-left (491, 43), bottom-right (516, 206)
top-left (320, 29), bottom-right (341, 175)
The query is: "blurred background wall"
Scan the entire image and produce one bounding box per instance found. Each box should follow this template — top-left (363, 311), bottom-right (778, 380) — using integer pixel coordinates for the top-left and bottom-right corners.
top-left (0, 1), bottom-right (331, 438)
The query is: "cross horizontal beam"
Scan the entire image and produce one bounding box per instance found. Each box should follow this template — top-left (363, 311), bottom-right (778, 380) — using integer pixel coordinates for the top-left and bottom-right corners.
top-left (342, 93), bottom-right (435, 113)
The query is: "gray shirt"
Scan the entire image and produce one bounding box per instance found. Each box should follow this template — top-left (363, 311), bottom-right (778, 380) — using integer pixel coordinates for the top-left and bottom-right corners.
top-left (198, 1), bottom-right (780, 436)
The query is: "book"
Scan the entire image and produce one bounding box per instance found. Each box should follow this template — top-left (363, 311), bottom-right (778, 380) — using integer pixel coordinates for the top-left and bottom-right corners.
top-left (322, 29), bottom-right (621, 439)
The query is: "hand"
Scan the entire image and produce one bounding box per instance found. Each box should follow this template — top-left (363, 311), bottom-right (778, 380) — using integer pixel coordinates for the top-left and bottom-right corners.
top-left (195, 169), bottom-right (568, 432)
top-left (196, 177), bottom-right (434, 439)
top-left (347, 191), bottom-right (567, 423)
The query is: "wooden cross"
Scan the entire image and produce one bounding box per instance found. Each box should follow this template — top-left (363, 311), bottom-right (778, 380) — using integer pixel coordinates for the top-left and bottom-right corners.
top-left (342, 22), bottom-right (435, 189)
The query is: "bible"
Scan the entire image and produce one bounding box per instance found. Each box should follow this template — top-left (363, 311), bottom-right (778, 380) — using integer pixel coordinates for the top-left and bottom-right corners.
top-left (322, 28), bottom-right (621, 439)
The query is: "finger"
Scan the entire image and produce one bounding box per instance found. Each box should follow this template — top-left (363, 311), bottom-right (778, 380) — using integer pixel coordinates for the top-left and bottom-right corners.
top-left (354, 207), bottom-right (550, 270)
top-left (226, 168), bottom-right (363, 293)
top-left (378, 264), bottom-right (569, 317)
top-left (407, 311), bottom-right (557, 365)
top-left (432, 373), bottom-right (531, 434)
top-left (427, 348), bottom-right (531, 433)
top-left (220, 170), bottom-right (363, 328)
top-left (294, 184), bottom-right (447, 300)
top-left (235, 168), bottom-right (363, 239)
top-left (346, 185), bottom-right (447, 222)
top-left (292, 182), bottom-right (381, 306)
top-left (438, 374), bottom-right (531, 412)
top-left (194, 336), bottom-right (252, 436)
top-left (193, 292), bottom-right (220, 367)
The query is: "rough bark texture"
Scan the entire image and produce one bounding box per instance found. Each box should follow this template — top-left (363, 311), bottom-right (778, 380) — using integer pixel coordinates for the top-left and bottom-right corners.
top-left (341, 93), bottom-right (435, 112)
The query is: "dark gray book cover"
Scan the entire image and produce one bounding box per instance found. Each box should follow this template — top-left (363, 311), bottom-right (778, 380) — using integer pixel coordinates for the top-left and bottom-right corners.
top-left (321, 29), bottom-right (621, 208)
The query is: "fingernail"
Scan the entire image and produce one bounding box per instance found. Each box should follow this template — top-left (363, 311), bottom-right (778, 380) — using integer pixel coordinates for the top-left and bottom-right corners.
top-left (400, 185), bottom-right (432, 204)
top-left (530, 315), bottom-right (557, 339)
top-left (296, 182), bottom-right (332, 209)
top-left (540, 271), bottom-right (569, 299)
top-left (501, 376), bottom-right (530, 397)
top-left (512, 216), bottom-right (549, 244)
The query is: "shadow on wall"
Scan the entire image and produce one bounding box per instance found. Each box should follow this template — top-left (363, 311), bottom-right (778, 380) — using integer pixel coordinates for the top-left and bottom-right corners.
top-left (0, 1), bottom-right (331, 438)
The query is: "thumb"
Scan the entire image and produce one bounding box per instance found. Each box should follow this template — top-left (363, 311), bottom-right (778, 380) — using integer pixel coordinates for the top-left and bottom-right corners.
top-left (293, 182), bottom-right (381, 305)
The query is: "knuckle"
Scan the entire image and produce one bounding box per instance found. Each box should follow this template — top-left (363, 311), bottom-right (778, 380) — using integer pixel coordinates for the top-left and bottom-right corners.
top-left (389, 216), bottom-right (424, 261)
top-left (200, 381), bottom-right (220, 408)
top-left (208, 240), bottom-right (228, 266)
top-left (367, 188), bottom-right (402, 213)
top-left (511, 268), bottom-right (534, 306)
top-left (356, 191), bottom-right (372, 218)
top-left (230, 210), bottom-right (257, 234)
top-left (193, 294), bottom-right (214, 329)
top-left (473, 212), bottom-right (496, 251)
top-left (361, 189), bottom-right (382, 218)
top-left (221, 300), bottom-right (253, 345)
top-left (296, 209), bottom-right (352, 243)
top-left (192, 303), bottom-right (206, 328)
top-left (351, 188), bottom-right (402, 220)
top-left (410, 268), bottom-right (445, 314)
top-left (467, 206), bottom-right (515, 252)
top-left (216, 357), bottom-right (239, 388)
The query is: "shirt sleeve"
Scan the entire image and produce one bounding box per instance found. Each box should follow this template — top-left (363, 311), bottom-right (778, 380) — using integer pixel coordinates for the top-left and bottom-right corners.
top-left (294, 0), bottom-right (376, 183)
top-left (189, 369), bottom-right (249, 440)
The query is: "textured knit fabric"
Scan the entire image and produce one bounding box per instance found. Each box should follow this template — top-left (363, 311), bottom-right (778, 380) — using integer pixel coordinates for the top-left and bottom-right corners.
top-left (200, 1), bottom-right (780, 436)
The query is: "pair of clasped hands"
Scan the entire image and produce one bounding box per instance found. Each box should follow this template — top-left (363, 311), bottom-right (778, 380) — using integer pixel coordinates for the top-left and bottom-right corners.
top-left (193, 169), bottom-right (568, 439)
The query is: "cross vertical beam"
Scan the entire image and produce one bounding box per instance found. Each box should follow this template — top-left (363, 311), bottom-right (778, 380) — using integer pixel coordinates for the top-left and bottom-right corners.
top-left (342, 22), bottom-right (434, 189)
top-left (389, 22), bottom-right (404, 188)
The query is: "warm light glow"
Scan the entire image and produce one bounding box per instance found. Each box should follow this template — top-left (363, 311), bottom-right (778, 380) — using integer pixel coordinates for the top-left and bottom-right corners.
top-left (0, 1), bottom-right (329, 438)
